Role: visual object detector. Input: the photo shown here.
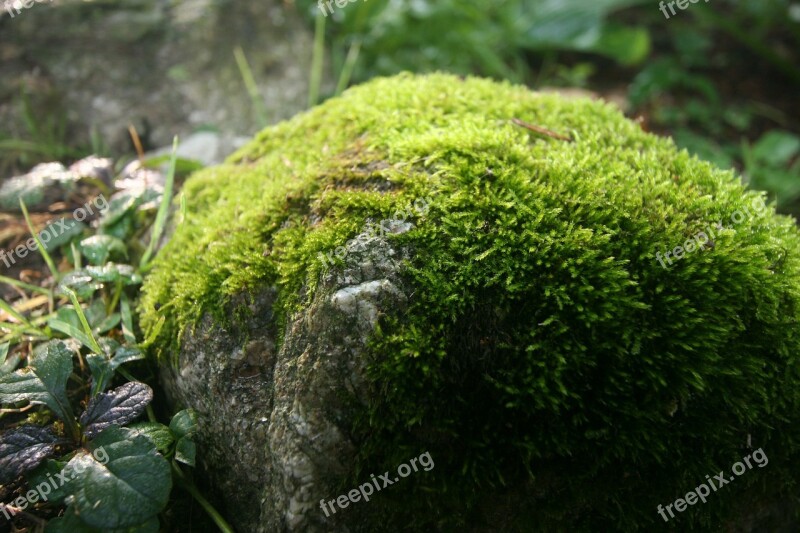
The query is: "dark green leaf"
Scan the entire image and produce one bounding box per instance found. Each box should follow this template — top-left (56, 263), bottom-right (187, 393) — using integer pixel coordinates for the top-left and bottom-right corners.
top-left (61, 427), bottom-right (171, 529)
top-left (0, 340), bottom-right (74, 423)
top-left (80, 382), bottom-right (153, 438)
top-left (592, 24), bottom-right (650, 66)
top-left (0, 425), bottom-right (61, 484)
top-left (128, 422), bottom-right (174, 454)
top-left (85, 341), bottom-right (145, 396)
top-left (85, 353), bottom-right (114, 397)
top-left (95, 313), bottom-right (121, 334)
top-left (45, 507), bottom-right (100, 533)
top-left (39, 218), bottom-right (86, 252)
top-left (50, 306), bottom-right (83, 330)
top-left (27, 458), bottom-right (71, 505)
top-left (0, 342), bottom-right (20, 376)
top-left (751, 131), bottom-right (800, 166)
top-left (57, 271), bottom-right (102, 300)
top-left (168, 409), bottom-right (198, 439)
top-left (518, 0), bottom-right (651, 64)
top-left (85, 264), bottom-right (143, 285)
top-left (83, 299), bottom-right (108, 329)
top-left (174, 437), bottom-right (196, 467)
top-left (78, 235), bottom-right (128, 266)
top-left (98, 191), bottom-right (140, 228)
top-left (113, 517), bottom-right (160, 533)
top-left (112, 345), bottom-right (144, 366)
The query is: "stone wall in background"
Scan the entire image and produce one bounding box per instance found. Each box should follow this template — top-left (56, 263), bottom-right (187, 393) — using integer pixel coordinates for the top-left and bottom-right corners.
top-left (0, 0), bottom-right (323, 165)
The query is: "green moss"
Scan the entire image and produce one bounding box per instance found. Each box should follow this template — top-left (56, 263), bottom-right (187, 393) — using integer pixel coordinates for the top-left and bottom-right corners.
top-left (140, 73), bottom-right (800, 530)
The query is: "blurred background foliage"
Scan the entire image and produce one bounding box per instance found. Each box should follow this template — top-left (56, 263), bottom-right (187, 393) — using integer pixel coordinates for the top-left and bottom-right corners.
top-left (2, 0), bottom-right (799, 214)
top-left (297, 0), bottom-right (800, 214)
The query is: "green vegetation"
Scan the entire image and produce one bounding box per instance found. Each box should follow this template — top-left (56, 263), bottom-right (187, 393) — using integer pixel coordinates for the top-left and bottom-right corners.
top-left (141, 73), bottom-right (800, 530)
top-left (0, 147), bottom-right (231, 531)
top-left (299, 0), bottom-right (654, 82)
top-left (299, 0), bottom-right (800, 217)
top-left (0, 89), bottom-right (100, 177)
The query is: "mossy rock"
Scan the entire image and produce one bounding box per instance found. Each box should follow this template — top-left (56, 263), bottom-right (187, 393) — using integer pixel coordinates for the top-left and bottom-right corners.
top-left (140, 73), bottom-right (800, 532)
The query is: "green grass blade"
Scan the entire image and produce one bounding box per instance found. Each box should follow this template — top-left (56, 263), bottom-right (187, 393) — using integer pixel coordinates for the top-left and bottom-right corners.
top-left (0, 298), bottom-right (32, 326)
top-left (0, 298), bottom-right (47, 337)
top-left (140, 136), bottom-right (178, 270)
top-left (335, 39), bottom-right (361, 96)
top-left (140, 315), bottom-right (165, 350)
top-left (120, 292), bottom-right (136, 344)
top-left (48, 318), bottom-right (96, 351)
top-left (309, 13), bottom-right (326, 108)
top-left (234, 46), bottom-right (269, 129)
top-left (63, 288), bottom-right (102, 354)
top-left (0, 275), bottom-right (50, 296)
top-left (70, 241), bottom-right (82, 270)
top-left (19, 198), bottom-right (60, 282)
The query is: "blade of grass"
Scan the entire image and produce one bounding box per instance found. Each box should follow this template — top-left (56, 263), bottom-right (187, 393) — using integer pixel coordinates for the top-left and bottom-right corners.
top-left (233, 47), bottom-right (269, 129)
top-left (0, 139), bottom-right (59, 154)
top-left (0, 342), bottom-right (20, 375)
top-left (106, 279), bottom-right (122, 317)
top-left (0, 304), bottom-right (56, 342)
top-left (308, 13), bottom-right (326, 108)
top-left (63, 288), bottom-right (102, 354)
top-left (335, 39), bottom-right (362, 96)
top-left (20, 89), bottom-right (39, 139)
top-left (0, 275), bottom-right (51, 296)
top-left (70, 241), bottom-right (81, 270)
top-left (0, 299), bottom-right (47, 337)
top-left (140, 315), bottom-right (164, 350)
top-left (140, 136), bottom-right (178, 270)
top-left (0, 332), bottom-right (48, 344)
top-left (0, 320), bottom-right (45, 338)
top-left (19, 199), bottom-right (60, 282)
top-left (120, 293), bottom-right (136, 344)
top-left (49, 318), bottom-right (97, 352)
top-left (0, 298), bottom-right (34, 327)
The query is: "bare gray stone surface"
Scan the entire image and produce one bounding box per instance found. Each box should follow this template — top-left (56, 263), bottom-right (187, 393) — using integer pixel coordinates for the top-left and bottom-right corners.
top-left (159, 224), bottom-right (412, 532)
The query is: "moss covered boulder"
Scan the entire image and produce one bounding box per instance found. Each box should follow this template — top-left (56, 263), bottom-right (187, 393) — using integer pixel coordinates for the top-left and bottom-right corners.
top-left (140, 73), bottom-right (800, 532)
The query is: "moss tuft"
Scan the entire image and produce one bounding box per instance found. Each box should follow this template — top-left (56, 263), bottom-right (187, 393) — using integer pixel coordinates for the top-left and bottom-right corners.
top-left (140, 73), bottom-right (800, 530)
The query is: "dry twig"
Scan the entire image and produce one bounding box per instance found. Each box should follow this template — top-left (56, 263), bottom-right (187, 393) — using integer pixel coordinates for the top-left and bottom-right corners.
top-left (511, 118), bottom-right (572, 142)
